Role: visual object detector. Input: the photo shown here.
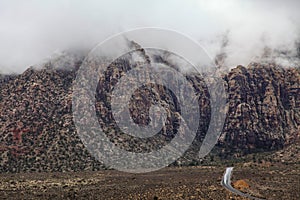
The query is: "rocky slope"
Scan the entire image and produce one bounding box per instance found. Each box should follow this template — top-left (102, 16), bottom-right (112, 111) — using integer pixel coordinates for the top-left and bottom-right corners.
top-left (0, 49), bottom-right (299, 172)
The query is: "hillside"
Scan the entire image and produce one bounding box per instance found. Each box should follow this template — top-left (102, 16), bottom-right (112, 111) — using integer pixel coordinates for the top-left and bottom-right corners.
top-left (0, 50), bottom-right (299, 172)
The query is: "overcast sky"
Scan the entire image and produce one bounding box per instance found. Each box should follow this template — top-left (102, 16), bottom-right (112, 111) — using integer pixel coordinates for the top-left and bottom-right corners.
top-left (0, 0), bottom-right (299, 74)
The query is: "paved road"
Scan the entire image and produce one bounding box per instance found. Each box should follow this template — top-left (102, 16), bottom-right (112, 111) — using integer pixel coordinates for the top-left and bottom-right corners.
top-left (221, 167), bottom-right (265, 200)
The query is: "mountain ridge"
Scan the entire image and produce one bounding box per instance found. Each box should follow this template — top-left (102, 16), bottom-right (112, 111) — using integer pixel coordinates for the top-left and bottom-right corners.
top-left (0, 51), bottom-right (299, 172)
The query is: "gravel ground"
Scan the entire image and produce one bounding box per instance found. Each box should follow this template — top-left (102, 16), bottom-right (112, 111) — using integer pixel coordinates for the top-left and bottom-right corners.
top-left (0, 164), bottom-right (299, 200)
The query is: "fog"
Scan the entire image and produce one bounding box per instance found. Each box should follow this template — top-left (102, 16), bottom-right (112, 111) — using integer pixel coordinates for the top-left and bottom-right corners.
top-left (0, 0), bottom-right (299, 74)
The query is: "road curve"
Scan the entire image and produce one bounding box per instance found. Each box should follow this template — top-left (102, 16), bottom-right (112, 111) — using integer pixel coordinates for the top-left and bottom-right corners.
top-left (221, 167), bottom-right (265, 200)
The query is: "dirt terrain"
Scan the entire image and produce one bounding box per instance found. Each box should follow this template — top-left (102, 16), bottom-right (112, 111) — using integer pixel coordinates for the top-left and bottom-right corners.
top-left (0, 163), bottom-right (299, 200)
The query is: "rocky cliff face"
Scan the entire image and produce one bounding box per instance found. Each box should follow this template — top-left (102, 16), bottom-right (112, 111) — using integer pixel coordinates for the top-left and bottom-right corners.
top-left (219, 64), bottom-right (299, 156)
top-left (0, 50), bottom-right (299, 172)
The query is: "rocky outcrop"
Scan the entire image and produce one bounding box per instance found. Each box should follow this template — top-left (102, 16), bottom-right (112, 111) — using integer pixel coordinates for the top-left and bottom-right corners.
top-left (0, 50), bottom-right (299, 172)
top-left (219, 64), bottom-right (299, 156)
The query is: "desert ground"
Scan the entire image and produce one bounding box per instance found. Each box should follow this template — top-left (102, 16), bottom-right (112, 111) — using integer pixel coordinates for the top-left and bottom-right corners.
top-left (0, 163), bottom-right (299, 200)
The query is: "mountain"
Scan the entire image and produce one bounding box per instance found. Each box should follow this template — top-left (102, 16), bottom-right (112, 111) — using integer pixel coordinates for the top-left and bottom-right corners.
top-left (0, 49), bottom-right (299, 172)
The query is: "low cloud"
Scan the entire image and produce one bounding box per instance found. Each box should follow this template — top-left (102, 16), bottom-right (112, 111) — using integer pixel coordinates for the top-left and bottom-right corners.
top-left (0, 0), bottom-right (299, 74)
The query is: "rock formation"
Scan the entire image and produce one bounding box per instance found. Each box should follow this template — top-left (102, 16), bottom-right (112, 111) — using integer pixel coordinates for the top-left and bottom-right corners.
top-left (0, 49), bottom-right (299, 172)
